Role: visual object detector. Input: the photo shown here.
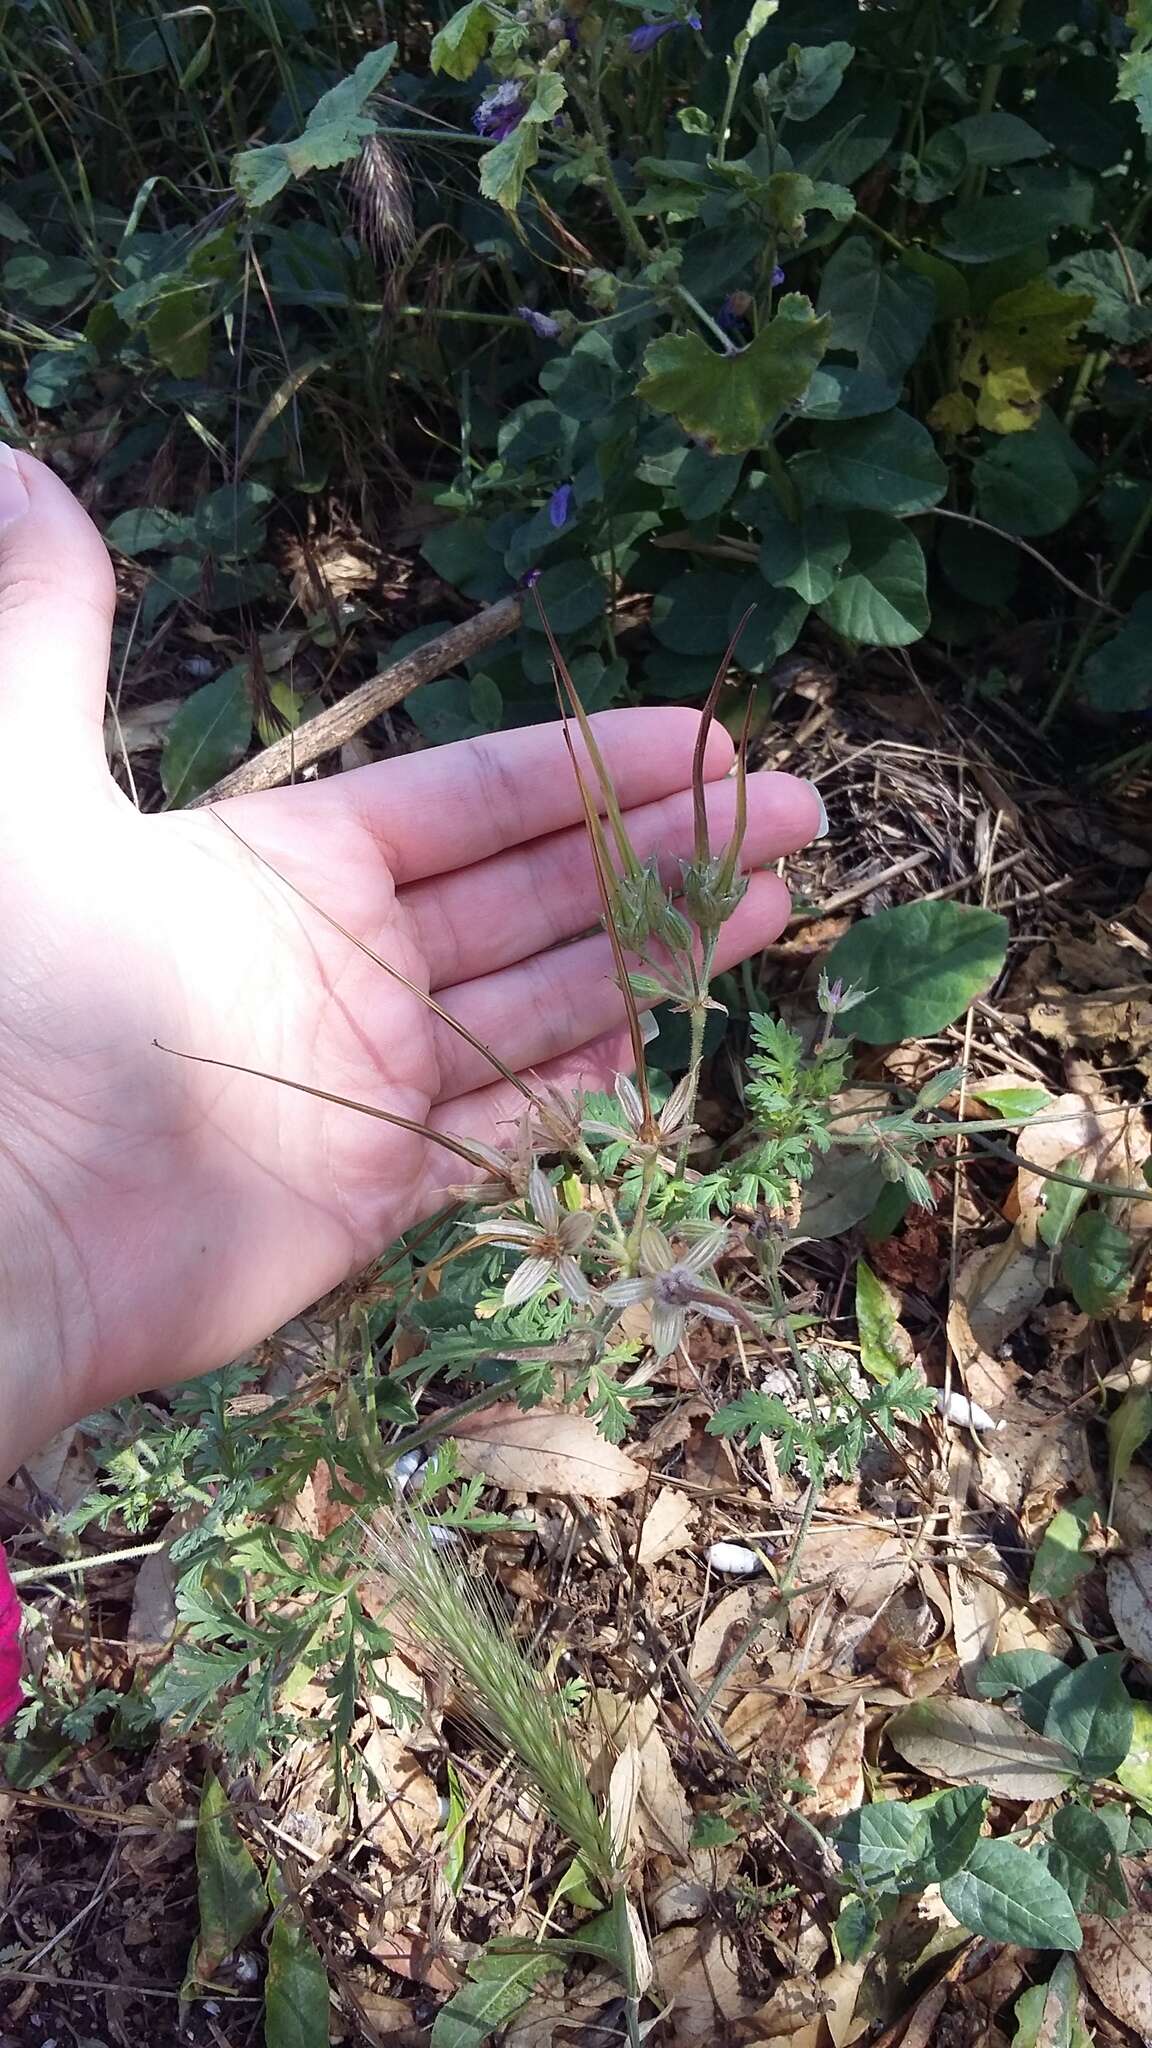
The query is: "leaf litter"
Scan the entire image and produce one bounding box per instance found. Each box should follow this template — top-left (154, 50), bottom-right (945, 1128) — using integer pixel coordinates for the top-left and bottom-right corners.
top-left (4, 681), bottom-right (1152, 2047)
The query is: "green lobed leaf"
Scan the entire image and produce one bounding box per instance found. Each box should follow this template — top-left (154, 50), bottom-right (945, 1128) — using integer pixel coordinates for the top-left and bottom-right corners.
top-left (816, 510), bottom-right (928, 646)
top-left (940, 1839), bottom-right (1082, 1951)
top-left (161, 670), bottom-right (253, 807)
top-left (762, 41), bottom-right (855, 123)
top-left (431, 0), bottom-right (496, 77)
top-left (1042, 1653), bottom-right (1134, 1783)
top-left (1030, 1496), bottom-right (1099, 1603)
top-left (792, 409), bottom-right (948, 516)
top-left (479, 122), bottom-right (541, 212)
top-left (636, 294), bottom-right (828, 454)
top-left (191, 1771), bottom-right (266, 1982)
top-left (1054, 249), bottom-right (1152, 346)
top-left (823, 900), bottom-right (1008, 1043)
top-left (1062, 1211), bottom-right (1134, 1317)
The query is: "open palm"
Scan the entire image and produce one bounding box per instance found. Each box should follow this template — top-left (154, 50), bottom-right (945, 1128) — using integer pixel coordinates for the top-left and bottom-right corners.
top-left (0, 450), bottom-right (819, 1460)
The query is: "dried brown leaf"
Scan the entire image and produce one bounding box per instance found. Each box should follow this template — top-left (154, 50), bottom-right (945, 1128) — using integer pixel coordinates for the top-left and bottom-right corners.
top-left (451, 1403), bottom-right (644, 1500)
top-left (652, 1923), bottom-right (761, 2045)
top-left (638, 1488), bottom-right (697, 1568)
top-left (1079, 1875), bottom-right (1152, 2038)
top-left (795, 1700), bottom-right (866, 1823)
top-left (886, 1695), bottom-right (1076, 1800)
top-left (1107, 1541), bottom-right (1152, 1665)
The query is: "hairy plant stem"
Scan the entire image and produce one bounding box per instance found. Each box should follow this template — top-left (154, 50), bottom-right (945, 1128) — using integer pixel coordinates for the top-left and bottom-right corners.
top-left (674, 283), bottom-right (736, 352)
top-left (676, 933), bottom-right (719, 1174)
top-left (572, 80), bottom-right (651, 267)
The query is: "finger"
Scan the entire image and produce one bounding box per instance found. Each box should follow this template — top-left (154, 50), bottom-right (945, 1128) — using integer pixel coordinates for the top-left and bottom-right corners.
top-left (430, 869), bottom-right (791, 1102)
top-left (402, 770), bottom-right (820, 989)
top-left (226, 705), bottom-right (736, 884)
top-left (417, 1026), bottom-right (633, 1214)
top-left (0, 447), bottom-right (117, 787)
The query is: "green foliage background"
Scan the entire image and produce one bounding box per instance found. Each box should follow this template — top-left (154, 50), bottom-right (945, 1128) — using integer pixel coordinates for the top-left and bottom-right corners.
top-left (2, 0), bottom-right (1152, 789)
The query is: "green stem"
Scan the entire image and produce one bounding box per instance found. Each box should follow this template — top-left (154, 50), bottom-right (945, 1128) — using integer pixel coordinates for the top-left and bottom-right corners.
top-left (11, 1540), bottom-right (167, 1586)
top-left (763, 437), bottom-right (801, 521)
top-left (674, 284), bottom-right (736, 352)
top-left (957, 0), bottom-right (1024, 204)
top-left (675, 934), bottom-right (718, 1174)
top-left (1041, 484), bottom-right (1152, 730)
top-left (573, 81), bottom-right (651, 268)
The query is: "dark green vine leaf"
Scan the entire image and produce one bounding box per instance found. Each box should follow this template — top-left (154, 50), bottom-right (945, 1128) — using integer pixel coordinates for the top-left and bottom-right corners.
top-left (637, 295), bottom-right (828, 453)
top-left (819, 901), bottom-right (1000, 1040)
top-left (1042, 1652), bottom-right (1134, 1782)
top-left (1062, 1211), bottom-right (1134, 1317)
top-left (815, 510), bottom-right (928, 645)
top-left (161, 670), bottom-right (252, 807)
top-left (941, 1840), bottom-right (1081, 1950)
top-left (793, 408), bottom-right (948, 515)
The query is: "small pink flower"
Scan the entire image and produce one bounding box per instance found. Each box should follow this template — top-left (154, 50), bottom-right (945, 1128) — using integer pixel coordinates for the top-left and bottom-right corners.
top-left (0, 1546), bottom-right (24, 1725)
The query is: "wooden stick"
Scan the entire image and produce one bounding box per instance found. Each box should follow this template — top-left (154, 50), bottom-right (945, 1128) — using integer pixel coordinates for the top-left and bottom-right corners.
top-left (193, 592), bottom-right (523, 804)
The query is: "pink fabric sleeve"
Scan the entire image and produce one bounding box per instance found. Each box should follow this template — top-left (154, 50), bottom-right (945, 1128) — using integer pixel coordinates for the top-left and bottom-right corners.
top-left (0, 1545), bottom-right (24, 1724)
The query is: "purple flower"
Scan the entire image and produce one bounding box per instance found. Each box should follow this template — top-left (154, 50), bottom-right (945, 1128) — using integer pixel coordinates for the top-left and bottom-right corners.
top-left (771, 263), bottom-right (785, 287)
top-left (521, 568), bottom-right (542, 588)
top-left (562, 13), bottom-right (581, 45)
top-left (629, 10), bottom-right (699, 49)
top-left (549, 483), bottom-right (574, 529)
top-left (517, 305), bottom-right (561, 340)
top-left (474, 79), bottom-right (527, 140)
top-left (718, 290), bottom-right (752, 335)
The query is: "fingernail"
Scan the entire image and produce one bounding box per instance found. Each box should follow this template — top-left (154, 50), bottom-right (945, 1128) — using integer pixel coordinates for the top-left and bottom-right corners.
top-left (801, 779), bottom-right (829, 839)
top-left (0, 444), bottom-right (30, 530)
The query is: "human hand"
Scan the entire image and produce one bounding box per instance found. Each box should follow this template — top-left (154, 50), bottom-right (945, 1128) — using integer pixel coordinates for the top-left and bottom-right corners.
top-left (0, 447), bottom-right (821, 1465)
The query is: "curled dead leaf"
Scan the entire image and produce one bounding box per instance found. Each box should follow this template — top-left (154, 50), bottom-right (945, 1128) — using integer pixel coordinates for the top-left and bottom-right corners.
top-left (1078, 1872), bottom-right (1152, 2038)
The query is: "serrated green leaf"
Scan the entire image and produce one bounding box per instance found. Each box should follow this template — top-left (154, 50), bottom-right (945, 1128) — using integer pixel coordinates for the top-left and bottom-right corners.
top-left (191, 1771), bottom-right (266, 1982)
top-left (1109, 1387), bottom-right (1152, 1490)
top-left (940, 1839), bottom-right (1081, 1950)
top-left (1063, 1211), bottom-right (1134, 1317)
top-left (431, 0), bottom-right (497, 78)
top-left (793, 409), bottom-right (947, 515)
top-left (479, 122), bottom-right (540, 211)
top-left (823, 900), bottom-right (1008, 1044)
top-left (854, 1260), bottom-right (911, 1384)
top-left (886, 1697), bottom-right (1075, 1801)
top-left (1030, 1496), bottom-right (1099, 1603)
top-left (637, 295), bottom-right (828, 455)
top-left (816, 510), bottom-right (928, 646)
top-left (161, 670), bottom-right (252, 807)
top-left (1043, 1653), bottom-right (1134, 1782)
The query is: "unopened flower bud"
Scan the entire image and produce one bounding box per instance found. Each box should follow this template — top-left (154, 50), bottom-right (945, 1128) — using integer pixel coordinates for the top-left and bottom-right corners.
top-left (681, 856), bottom-right (750, 934)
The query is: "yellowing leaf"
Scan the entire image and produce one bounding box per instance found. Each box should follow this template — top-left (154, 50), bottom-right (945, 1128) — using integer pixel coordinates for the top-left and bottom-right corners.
top-left (854, 1260), bottom-right (914, 1383)
top-left (952, 280), bottom-right (1094, 436)
top-left (928, 390), bottom-right (977, 434)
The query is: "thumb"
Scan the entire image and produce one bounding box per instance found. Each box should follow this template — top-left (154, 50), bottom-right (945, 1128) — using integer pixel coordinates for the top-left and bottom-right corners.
top-left (0, 444), bottom-right (116, 786)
